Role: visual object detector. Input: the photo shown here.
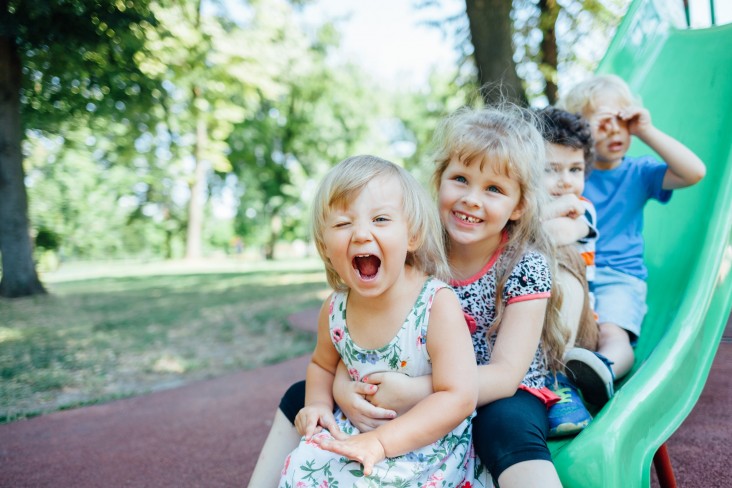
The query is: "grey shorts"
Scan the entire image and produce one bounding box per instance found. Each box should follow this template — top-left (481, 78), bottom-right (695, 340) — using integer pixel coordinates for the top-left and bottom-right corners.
top-left (591, 266), bottom-right (647, 341)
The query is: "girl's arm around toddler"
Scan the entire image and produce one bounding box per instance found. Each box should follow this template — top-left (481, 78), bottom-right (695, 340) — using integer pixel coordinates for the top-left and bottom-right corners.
top-left (338, 295), bottom-right (550, 417)
top-left (317, 287), bottom-right (478, 474)
top-left (476, 297), bottom-right (548, 406)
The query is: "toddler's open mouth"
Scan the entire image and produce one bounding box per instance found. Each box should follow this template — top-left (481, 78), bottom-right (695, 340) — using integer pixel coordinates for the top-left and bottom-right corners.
top-left (353, 254), bottom-right (381, 280)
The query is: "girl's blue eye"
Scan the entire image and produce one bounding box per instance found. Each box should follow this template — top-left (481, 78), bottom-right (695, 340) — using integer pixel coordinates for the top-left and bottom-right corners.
top-left (374, 216), bottom-right (390, 222)
top-left (455, 175), bottom-right (467, 183)
top-left (487, 185), bottom-right (501, 193)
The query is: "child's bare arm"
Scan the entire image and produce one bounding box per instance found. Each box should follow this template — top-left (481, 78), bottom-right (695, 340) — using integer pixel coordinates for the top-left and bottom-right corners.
top-left (544, 217), bottom-right (590, 246)
top-left (295, 297), bottom-right (342, 440)
top-left (376, 289), bottom-right (477, 455)
top-left (620, 106), bottom-right (706, 189)
top-left (317, 288), bottom-right (477, 468)
top-left (475, 298), bottom-right (547, 406)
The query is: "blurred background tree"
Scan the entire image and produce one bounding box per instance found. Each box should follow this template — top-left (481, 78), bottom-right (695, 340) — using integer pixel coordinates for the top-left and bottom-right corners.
top-left (1, 0), bottom-right (627, 297)
top-left (1, 0), bottom-right (160, 297)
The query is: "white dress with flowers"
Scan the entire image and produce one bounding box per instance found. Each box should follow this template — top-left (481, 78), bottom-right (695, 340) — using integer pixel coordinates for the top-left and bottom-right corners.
top-left (278, 278), bottom-right (491, 488)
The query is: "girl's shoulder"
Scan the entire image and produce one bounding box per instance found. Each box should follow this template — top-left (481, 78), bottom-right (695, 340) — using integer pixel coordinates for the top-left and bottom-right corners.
top-left (500, 247), bottom-right (552, 294)
top-left (421, 276), bottom-right (457, 305)
top-left (501, 245), bottom-right (549, 269)
top-left (425, 275), bottom-right (451, 291)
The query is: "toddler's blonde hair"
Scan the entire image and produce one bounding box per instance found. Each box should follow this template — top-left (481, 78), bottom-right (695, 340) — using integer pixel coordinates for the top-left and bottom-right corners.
top-left (312, 155), bottom-right (450, 291)
top-left (560, 74), bottom-right (641, 117)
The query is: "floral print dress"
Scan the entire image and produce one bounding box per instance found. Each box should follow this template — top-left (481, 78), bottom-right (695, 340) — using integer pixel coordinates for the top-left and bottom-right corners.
top-left (278, 278), bottom-right (491, 488)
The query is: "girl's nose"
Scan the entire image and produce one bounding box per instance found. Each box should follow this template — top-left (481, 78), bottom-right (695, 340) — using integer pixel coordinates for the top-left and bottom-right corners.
top-left (351, 222), bottom-right (372, 242)
top-left (461, 189), bottom-right (480, 207)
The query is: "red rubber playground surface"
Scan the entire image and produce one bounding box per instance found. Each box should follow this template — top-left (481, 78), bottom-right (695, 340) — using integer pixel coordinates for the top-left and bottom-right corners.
top-left (1, 309), bottom-right (730, 487)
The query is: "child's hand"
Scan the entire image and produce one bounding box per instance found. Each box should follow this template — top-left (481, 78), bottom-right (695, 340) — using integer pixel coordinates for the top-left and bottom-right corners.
top-left (315, 430), bottom-right (386, 476)
top-left (334, 380), bottom-right (397, 432)
top-left (591, 105), bottom-right (652, 138)
top-left (547, 193), bottom-right (584, 220)
top-left (294, 403), bottom-right (345, 440)
top-left (618, 105), bottom-right (652, 137)
top-left (363, 372), bottom-right (430, 415)
top-left (589, 106), bottom-right (620, 134)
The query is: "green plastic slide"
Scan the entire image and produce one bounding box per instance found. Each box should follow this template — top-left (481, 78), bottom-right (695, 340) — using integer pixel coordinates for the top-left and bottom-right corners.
top-left (549, 0), bottom-right (732, 486)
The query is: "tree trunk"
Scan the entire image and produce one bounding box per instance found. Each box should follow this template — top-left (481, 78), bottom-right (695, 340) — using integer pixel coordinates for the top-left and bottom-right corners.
top-left (539, 0), bottom-right (560, 105)
top-left (0, 36), bottom-right (46, 298)
top-left (465, 0), bottom-right (527, 105)
top-left (185, 92), bottom-right (206, 260)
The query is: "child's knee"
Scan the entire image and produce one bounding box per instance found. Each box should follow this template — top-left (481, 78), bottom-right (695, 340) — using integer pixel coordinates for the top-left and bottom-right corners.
top-left (599, 322), bottom-right (631, 343)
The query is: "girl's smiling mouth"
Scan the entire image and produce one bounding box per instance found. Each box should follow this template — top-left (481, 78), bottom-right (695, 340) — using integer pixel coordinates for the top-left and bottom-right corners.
top-left (454, 211), bottom-right (483, 224)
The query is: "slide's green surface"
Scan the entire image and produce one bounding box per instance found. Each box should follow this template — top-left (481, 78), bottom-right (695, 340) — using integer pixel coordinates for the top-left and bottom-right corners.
top-left (549, 1), bottom-right (732, 486)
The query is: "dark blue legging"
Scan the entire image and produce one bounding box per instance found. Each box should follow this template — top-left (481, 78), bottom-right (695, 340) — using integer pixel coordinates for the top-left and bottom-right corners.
top-left (279, 381), bottom-right (552, 481)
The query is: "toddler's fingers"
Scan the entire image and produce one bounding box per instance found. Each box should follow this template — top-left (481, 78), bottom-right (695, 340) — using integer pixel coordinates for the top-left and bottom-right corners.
top-left (319, 415), bottom-right (345, 440)
top-left (353, 417), bottom-right (391, 432)
top-left (361, 459), bottom-right (375, 477)
top-left (328, 428), bottom-right (349, 441)
top-left (303, 419), bottom-right (318, 440)
top-left (355, 395), bottom-right (397, 419)
top-left (362, 373), bottom-right (383, 385)
top-left (364, 404), bottom-right (397, 420)
top-left (352, 381), bottom-right (378, 396)
top-left (294, 415), bottom-right (307, 437)
top-left (314, 436), bottom-right (343, 456)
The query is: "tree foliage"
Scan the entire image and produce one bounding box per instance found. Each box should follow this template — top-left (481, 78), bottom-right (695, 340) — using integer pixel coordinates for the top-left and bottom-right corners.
top-left (2, 0), bottom-right (629, 299)
top-left (426, 0), bottom-right (626, 104)
top-left (1, 0), bottom-right (161, 297)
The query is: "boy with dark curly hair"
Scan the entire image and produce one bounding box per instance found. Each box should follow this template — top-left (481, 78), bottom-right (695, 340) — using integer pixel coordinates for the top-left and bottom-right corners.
top-left (537, 107), bottom-right (604, 437)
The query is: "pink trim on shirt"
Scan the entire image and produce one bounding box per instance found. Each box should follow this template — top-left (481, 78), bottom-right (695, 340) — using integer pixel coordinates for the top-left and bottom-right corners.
top-left (449, 232), bottom-right (509, 287)
top-left (506, 291), bottom-right (551, 305)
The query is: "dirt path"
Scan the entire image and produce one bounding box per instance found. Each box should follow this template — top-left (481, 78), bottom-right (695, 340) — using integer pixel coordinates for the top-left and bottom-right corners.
top-left (1, 310), bottom-right (729, 487)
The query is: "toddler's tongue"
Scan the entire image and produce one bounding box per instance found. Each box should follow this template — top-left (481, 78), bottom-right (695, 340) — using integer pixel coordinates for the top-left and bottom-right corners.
top-left (354, 255), bottom-right (380, 278)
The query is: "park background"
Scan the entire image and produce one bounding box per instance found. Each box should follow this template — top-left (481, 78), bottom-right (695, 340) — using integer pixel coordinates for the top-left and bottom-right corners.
top-left (0, 0), bottom-right (728, 433)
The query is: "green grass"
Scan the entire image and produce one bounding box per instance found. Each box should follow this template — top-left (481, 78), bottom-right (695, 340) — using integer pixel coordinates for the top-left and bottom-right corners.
top-left (0, 258), bottom-right (327, 423)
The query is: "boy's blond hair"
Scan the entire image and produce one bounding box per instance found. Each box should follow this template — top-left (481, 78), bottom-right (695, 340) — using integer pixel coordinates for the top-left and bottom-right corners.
top-left (431, 105), bottom-right (568, 372)
top-left (311, 155), bottom-right (451, 291)
top-left (560, 74), bottom-right (642, 117)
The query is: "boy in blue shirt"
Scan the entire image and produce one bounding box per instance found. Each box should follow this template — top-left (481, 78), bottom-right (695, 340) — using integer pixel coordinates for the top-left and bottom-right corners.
top-left (559, 74), bottom-right (705, 405)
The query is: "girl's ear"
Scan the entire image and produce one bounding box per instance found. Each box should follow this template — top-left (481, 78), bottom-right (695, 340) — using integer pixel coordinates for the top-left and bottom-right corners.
top-left (509, 200), bottom-right (525, 221)
top-left (407, 233), bottom-right (421, 252)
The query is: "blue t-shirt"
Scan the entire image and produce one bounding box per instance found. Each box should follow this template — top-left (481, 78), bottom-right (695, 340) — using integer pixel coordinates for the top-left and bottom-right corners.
top-left (583, 155), bottom-right (672, 280)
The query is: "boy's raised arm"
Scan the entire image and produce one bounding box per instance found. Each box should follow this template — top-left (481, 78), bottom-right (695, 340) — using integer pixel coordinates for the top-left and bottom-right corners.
top-left (622, 106), bottom-right (706, 189)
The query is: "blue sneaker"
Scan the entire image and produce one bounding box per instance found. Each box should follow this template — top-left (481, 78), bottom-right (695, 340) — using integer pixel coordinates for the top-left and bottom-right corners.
top-left (547, 373), bottom-right (592, 438)
top-left (564, 348), bottom-right (615, 406)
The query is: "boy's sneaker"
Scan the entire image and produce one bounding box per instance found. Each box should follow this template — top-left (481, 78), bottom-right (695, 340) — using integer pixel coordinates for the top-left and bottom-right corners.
top-left (564, 348), bottom-right (615, 406)
top-left (547, 373), bottom-right (592, 438)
